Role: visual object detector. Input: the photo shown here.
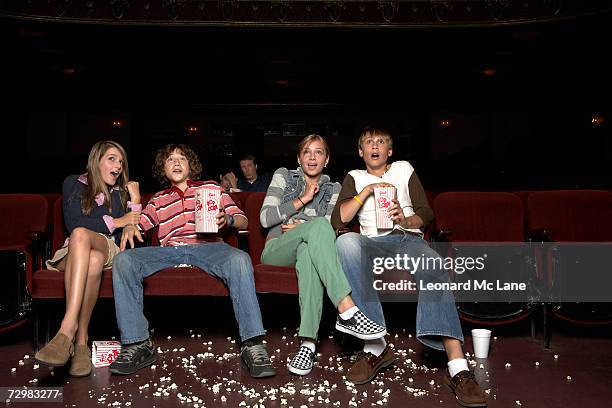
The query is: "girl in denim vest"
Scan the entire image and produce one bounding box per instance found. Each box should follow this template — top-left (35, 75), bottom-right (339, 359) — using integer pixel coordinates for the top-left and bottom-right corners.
top-left (260, 134), bottom-right (386, 376)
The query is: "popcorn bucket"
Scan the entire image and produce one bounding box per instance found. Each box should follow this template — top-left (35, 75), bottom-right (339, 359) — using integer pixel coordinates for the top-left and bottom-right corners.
top-left (91, 340), bottom-right (121, 368)
top-left (195, 186), bottom-right (222, 233)
top-left (374, 186), bottom-right (396, 229)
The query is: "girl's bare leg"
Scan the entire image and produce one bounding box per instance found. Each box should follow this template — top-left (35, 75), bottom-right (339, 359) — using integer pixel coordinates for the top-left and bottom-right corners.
top-left (57, 228), bottom-right (109, 341)
top-left (74, 249), bottom-right (105, 345)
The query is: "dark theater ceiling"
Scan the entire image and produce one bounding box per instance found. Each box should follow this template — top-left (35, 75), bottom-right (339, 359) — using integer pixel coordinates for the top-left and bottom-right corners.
top-left (1, 1), bottom-right (611, 108)
top-left (1, 0), bottom-right (611, 27)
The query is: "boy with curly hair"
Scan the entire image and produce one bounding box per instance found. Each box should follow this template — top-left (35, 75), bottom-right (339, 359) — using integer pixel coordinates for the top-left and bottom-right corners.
top-left (109, 144), bottom-right (275, 378)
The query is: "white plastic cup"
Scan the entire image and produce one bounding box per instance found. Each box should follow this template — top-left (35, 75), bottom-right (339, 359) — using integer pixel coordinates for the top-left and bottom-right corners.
top-left (471, 329), bottom-right (492, 358)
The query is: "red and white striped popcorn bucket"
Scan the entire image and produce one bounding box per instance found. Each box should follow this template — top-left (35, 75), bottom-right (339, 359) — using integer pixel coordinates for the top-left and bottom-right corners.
top-left (374, 186), bottom-right (396, 229)
top-left (195, 186), bottom-right (221, 233)
top-left (91, 340), bottom-right (121, 368)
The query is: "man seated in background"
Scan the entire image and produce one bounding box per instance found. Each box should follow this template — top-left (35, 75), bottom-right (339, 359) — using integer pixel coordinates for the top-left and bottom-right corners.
top-left (219, 168), bottom-right (241, 193)
top-left (236, 154), bottom-right (272, 192)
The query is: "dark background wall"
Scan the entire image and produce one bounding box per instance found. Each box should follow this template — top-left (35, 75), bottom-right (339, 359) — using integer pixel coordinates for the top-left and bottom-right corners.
top-left (1, 11), bottom-right (610, 193)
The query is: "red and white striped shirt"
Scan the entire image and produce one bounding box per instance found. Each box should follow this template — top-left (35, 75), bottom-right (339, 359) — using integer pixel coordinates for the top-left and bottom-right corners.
top-left (137, 179), bottom-right (246, 247)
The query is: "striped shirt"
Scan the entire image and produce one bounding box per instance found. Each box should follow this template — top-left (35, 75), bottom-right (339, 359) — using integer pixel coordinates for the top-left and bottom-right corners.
top-left (137, 179), bottom-right (246, 247)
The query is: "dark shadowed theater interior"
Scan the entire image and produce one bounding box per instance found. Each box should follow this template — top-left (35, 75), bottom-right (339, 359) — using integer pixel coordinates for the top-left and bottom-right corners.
top-left (1, 1), bottom-right (612, 407)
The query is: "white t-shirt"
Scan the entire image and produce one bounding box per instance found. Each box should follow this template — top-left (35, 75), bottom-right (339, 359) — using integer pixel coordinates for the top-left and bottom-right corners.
top-left (349, 161), bottom-right (422, 237)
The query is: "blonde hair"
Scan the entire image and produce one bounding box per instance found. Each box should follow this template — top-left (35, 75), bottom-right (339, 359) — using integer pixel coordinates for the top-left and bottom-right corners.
top-left (358, 126), bottom-right (393, 149)
top-left (297, 134), bottom-right (330, 157)
top-left (81, 140), bottom-right (129, 215)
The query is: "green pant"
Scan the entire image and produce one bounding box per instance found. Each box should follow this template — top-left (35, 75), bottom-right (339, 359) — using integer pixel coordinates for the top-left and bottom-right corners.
top-left (261, 217), bottom-right (352, 340)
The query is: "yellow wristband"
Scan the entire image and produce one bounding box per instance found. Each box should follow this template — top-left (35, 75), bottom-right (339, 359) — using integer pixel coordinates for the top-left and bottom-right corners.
top-left (353, 195), bottom-right (364, 206)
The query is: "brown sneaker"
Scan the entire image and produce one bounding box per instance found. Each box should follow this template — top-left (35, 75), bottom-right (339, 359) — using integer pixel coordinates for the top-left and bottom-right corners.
top-left (444, 370), bottom-right (487, 407)
top-left (69, 344), bottom-right (92, 377)
top-left (346, 345), bottom-right (395, 384)
top-left (35, 333), bottom-right (74, 367)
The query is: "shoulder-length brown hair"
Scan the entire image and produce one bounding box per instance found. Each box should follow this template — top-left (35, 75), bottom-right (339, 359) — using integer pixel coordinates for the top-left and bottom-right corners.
top-left (152, 144), bottom-right (203, 188)
top-left (82, 140), bottom-right (129, 215)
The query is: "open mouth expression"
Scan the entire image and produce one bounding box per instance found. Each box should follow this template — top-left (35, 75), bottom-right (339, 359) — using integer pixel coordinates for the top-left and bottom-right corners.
top-left (299, 140), bottom-right (328, 177)
top-left (164, 151), bottom-right (190, 185)
top-left (99, 147), bottom-right (124, 187)
top-left (360, 137), bottom-right (391, 169)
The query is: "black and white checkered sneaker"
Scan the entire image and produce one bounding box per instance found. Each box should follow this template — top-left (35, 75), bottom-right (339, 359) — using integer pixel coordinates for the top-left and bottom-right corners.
top-left (335, 310), bottom-right (387, 340)
top-left (287, 345), bottom-right (315, 376)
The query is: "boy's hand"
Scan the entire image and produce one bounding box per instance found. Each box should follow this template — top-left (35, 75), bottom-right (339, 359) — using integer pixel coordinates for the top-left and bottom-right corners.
top-left (216, 208), bottom-right (227, 228)
top-left (362, 182), bottom-right (394, 198)
top-left (388, 199), bottom-right (407, 227)
top-left (125, 181), bottom-right (141, 204)
top-left (389, 200), bottom-right (423, 229)
top-left (120, 225), bottom-right (143, 251)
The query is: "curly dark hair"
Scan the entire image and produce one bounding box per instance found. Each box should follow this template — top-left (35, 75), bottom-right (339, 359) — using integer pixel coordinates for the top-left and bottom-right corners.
top-left (152, 144), bottom-right (203, 188)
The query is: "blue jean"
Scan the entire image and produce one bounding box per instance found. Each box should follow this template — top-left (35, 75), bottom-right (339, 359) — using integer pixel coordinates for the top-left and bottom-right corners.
top-left (112, 243), bottom-right (266, 344)
top-left (335, 232), bottom-right (464, 351)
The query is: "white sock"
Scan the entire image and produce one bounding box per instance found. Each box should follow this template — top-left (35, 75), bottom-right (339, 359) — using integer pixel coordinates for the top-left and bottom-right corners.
top-left (339, 306), bottom-right (359, 320)
top-left (447, 358), bottom-right (469, 378)
top-left (363, 337), bottom-right (387, 357)
top-left (301, 340), bottom-right (316, 353)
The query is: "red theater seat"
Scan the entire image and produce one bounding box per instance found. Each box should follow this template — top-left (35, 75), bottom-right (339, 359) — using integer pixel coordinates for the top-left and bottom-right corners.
top-left (526, 190), bottom-right (612, 347)
top-left (31, 192), bottom-right (238, 350)
top-left (434, 192), bottom-right (524, 242)
top-left (527, 190), bottom-right (612, 242)
top-left (0, 194), bottom-right (48, 291)
top-left (0, 194), bottom-right (48, 332)
top-left (245, 192), bottom-right (298, 294)
top-left (433, 192), bottom-right (535, 328)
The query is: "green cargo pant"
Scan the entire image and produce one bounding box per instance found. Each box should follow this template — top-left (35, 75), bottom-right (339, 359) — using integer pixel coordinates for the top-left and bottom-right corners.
top-left (261, 217), bottom-right (352, 340)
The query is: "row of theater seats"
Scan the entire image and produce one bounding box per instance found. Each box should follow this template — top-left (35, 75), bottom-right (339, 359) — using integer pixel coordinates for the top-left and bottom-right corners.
top-left (433, 191), bottom-right (612, 348)
top-left (1, 190), bottom-right (611, 349)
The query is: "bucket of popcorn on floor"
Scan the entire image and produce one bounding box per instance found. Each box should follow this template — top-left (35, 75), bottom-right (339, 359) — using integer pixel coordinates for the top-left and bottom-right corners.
top-left (92, 340), bottom-right (121, 368)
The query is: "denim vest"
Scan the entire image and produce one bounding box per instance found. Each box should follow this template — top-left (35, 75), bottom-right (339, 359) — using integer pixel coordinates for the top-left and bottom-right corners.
top-left (281, 168), bottom-right (335, 220)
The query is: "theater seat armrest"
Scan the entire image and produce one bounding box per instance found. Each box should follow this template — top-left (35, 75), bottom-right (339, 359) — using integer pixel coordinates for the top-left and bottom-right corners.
top-left (526, 228), bottom-right (554, 242)
top-left (27, 231), bottom-right (49, 269)
top-left (335, 227), bottom-right (351, 236)
top-left (431, 229), bottom-right (452, 242)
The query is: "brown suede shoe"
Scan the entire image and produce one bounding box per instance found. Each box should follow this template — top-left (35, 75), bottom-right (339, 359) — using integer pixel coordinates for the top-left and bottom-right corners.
top-left (35, 333), bottom-right (74, 367)
top-left (444, 370), bottom-right (487, 407)
top-left (346, 345), bottom-right (396, 384)
top-left (69, 344), bottom-right (92, 377)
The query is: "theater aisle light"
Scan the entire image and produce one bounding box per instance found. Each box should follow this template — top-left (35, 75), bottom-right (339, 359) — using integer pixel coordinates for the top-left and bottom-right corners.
top-left (482, 68), bottom-right (497, 77)
top-left (591, 114), bottom-right (605, 127)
